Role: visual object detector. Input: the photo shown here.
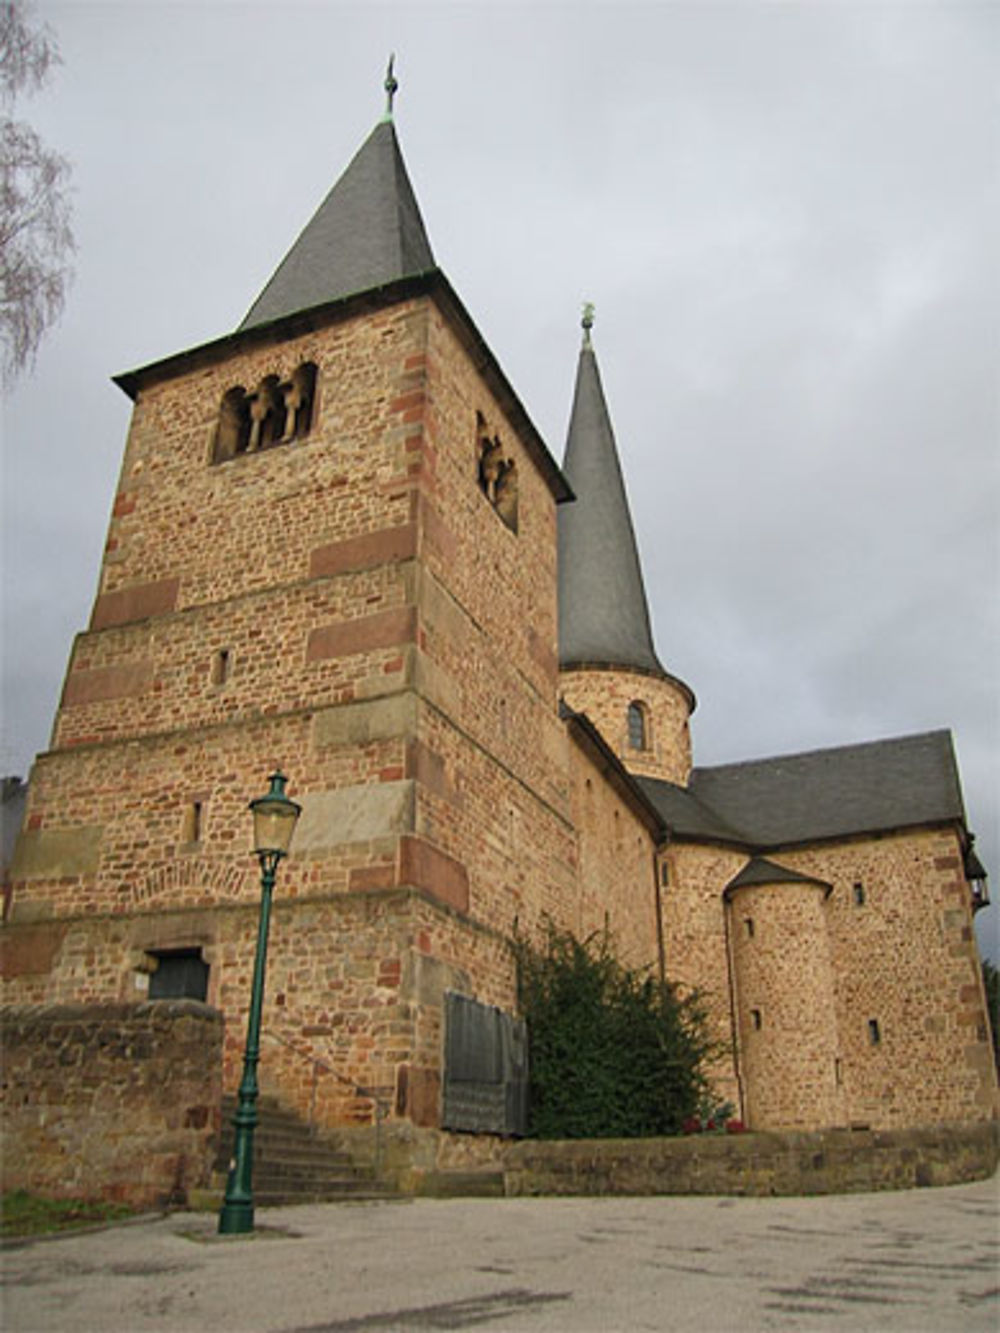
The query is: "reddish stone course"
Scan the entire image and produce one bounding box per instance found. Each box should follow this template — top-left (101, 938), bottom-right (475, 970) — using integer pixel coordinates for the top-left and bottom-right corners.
top-left (307, 606), bottom-right (418, 662)
top-left (90, 577), bottom-right (180, 630)
top-left (399, 835), bottom-right (470, 914)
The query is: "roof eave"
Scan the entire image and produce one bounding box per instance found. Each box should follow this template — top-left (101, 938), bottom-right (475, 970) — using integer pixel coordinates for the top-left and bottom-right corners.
top-left (559, 658), bottom-right (697, 714)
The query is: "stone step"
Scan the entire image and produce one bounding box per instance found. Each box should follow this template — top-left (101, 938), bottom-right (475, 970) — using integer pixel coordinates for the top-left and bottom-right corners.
top-left (212, 1095), bottom-right (388, 1204)
top-left (213, 1136), bottom-right (362, 1169)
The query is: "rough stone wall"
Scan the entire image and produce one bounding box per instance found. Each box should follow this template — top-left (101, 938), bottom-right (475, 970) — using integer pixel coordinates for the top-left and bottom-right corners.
top-left (659, 840), bottom-right (746, 1112)
top-left (504, 1121), bottom-right (1000, 1197)
top-left (663, 829), bottom-right (998, 1132)
top-left (1, 888), bottom-right (517, 1137)
top-left (0, 1000), bottom-right (222, 1207)
top-left (423, 305), bottom-right (560, 709)
top-left (728, 880), bottom-right (843, 1129)
top-left (565, 737), bottom-right (660, 971)
top-left (560, 665), bottom-right (692, 785)
top-left (94, 302), bottom-right (427, 612)
top-left (776, 829), bottom-right (998, 1129)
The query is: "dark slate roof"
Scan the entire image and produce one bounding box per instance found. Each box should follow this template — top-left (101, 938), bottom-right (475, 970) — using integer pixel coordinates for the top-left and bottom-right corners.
top-left (634, 776), bottom-right (748, 845)
top-left (558, 340), bottom-right (664, 675)
top-left (639, 730), bottom-right (966, 849)
top-left (239, 117), bottom-right (435, 331)
top-left (723, 856), bottom-right (831, 896)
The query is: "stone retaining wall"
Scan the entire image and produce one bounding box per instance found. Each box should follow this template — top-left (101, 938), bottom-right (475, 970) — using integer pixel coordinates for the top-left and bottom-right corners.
top-left (1, 1000), bottom-right (223, 1208)
top-left (504, 1122), bottom-right (999, 1197)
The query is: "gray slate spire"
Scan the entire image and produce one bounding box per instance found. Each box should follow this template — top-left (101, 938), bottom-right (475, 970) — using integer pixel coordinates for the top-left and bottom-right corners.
top-left (239, 116), bottom-right (435, 331)
top-left (558, 319), bottom-right (663, 674)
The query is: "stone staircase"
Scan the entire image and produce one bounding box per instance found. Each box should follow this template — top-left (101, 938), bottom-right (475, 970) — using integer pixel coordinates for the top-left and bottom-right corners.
top-left (211, 1095), bottom-right (397, 1206)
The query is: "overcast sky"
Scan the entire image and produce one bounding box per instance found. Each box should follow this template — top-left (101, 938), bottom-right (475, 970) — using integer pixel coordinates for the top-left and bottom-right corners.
top-left (2, 1), bottom-right (997, 956)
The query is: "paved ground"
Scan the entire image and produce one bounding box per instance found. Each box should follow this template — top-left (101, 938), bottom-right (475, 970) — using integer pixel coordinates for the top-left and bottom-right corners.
top-left (2, 1178), bottom-right (998, 1333)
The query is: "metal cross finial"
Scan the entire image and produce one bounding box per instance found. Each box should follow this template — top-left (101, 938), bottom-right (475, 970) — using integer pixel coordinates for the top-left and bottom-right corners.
top-left (582, 302), bottom-right (595, 347)
top-left (384, 54), bottom-right (398, 119)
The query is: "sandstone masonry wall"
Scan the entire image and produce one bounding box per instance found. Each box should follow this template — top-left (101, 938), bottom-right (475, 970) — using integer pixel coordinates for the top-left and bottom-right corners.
top-left (560, 665), bottom-right (693, 785)
top-left (4, 288), bottom-right (576, 1147)
top-left (662, 828), bottom-right (998, 1132)
top-left (504, 1121), bottom-right (1000, 1197)
top-left (565, 737), bottom-right (660, 971)
top-left (728, 879), bottom-right (843, 1129)
top-left (1, 1000), bottom-right (222, 1207)
top-left (775, 829), bottom-right (998, 1128)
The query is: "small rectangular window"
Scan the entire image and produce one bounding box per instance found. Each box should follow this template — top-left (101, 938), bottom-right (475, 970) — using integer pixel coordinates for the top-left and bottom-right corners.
top-left (868, 1018), bottom-right (881, 1045)
top-left (750, 1008), bottom-right (762, 1030)
top-left (660, 862), bottom-right (669, 887)
top-left (853, 882), bottom-right (866, 906)
top-left (744, 918), bottom-right (755, 938)
top-left (148, 948), bottom-right (209, 1002)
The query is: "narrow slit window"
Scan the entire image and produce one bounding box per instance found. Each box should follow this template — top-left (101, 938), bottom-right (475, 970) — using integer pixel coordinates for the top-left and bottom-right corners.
top-left (750, 1008), bottom-right (762, 1031)
top-left (868, 1018), bottom-right (881, 1045)
top-left (853, 882), bottom-right (866, 906)
top-left (744, 917), bottom-right (755, 938)
top-left (211, 649), bottom-right (231, 686)
top-left (182, 801), bottom-right (203, 844)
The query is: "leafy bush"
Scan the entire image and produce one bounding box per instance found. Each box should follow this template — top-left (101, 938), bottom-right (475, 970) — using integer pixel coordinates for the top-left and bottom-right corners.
top-left (514, 921), bottom-right (713, 1139)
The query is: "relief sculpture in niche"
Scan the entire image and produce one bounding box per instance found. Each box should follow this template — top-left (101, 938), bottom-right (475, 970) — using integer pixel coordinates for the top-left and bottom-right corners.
top-left (212, 362), bottom-right (318, 463)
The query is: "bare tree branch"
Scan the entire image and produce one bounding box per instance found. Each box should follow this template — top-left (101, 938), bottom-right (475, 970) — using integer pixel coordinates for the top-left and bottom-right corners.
top-left (0, 1), bottom-right (74, 385)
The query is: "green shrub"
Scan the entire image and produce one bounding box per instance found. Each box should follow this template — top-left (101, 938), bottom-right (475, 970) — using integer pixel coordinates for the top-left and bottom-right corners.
top-left (514, 921), bottom-right (713, 1139)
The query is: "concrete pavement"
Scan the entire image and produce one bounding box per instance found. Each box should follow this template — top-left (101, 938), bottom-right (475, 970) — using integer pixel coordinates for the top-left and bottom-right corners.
top-left (2, 1177), bottom-right (998, 1332)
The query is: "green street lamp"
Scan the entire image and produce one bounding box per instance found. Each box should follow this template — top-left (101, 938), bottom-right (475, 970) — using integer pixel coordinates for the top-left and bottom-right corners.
top-left (218, 770), bottom-right (301, 1235)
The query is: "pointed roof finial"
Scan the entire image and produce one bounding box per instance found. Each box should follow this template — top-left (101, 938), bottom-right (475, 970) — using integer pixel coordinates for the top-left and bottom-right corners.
top-left (581, 301), bottom-right (595, 348)
top-left (383, 53), bottom-right (398, 120)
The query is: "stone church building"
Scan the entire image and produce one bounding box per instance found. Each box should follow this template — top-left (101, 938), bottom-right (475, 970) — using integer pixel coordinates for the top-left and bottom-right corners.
top-left (4, 89), bottom-right (996, 1175)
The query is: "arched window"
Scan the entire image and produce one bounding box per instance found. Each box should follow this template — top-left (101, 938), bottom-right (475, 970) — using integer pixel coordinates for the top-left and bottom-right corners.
top-left (476, 412), bottom-right (519, 533)
top-left (213, 363), bottom-right (320, 464)
top-left (251, 374), bottom-right (284, 451)
top-left (494, 459), bottom-right (518, 533)
top-left (213, 387), bottom-right (250, 462)
top-left (285, 361), bottom-right (317, 439)
top-left (627, 701), bottom-right (648, 751)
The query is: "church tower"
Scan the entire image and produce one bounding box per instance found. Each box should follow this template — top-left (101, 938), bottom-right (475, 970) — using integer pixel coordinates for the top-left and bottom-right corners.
top-left (557, 310), bottom-right (695, 785)
top-left (5, 74), bottom-right (575, 1153)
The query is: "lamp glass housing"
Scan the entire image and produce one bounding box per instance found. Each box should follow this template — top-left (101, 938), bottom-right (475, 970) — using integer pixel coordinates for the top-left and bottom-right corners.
top-left (250, 771), bottom-right (301, 857)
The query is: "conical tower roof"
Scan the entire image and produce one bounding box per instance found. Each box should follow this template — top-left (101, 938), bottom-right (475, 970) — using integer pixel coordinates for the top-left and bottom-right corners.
top-left (558, 315), bottom-right (663, 674)
top-left (239, 94), bottom-right (435, 331)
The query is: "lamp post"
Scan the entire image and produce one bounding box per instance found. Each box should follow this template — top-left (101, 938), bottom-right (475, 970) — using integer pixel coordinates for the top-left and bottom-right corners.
top-left (218, 770), bottom-right (301, 1235)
